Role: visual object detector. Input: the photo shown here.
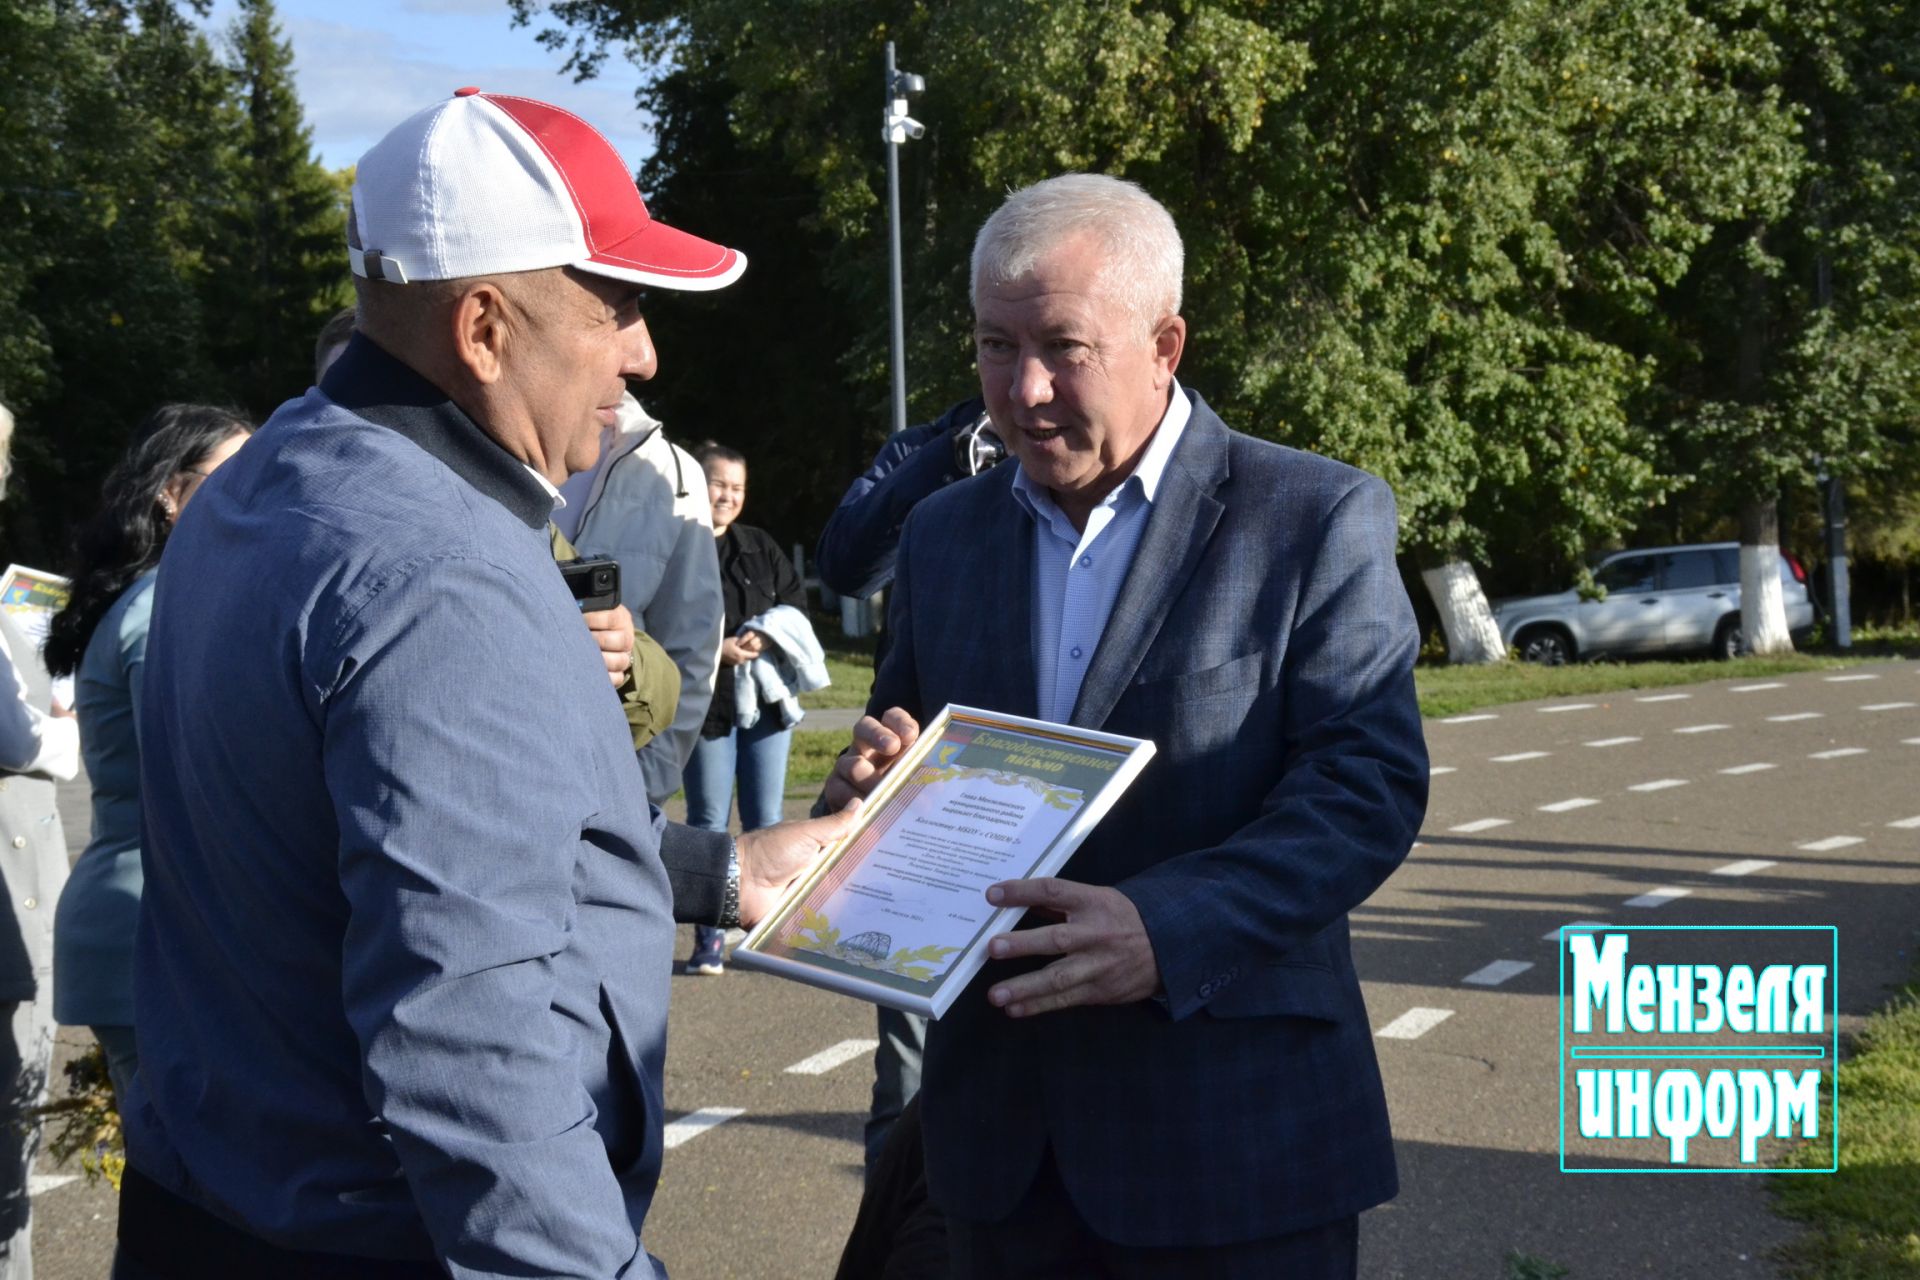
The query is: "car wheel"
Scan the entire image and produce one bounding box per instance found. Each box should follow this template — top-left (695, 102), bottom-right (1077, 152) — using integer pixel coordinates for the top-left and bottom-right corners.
top-left (1712, 616), bottom-right (1743, 661)
top-left (1516, 626), bottom-right (1574, 666)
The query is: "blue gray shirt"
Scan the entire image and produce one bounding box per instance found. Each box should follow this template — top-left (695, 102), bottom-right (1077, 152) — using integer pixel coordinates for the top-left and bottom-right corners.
top-left (128, 335), bottom-right (693, 1277)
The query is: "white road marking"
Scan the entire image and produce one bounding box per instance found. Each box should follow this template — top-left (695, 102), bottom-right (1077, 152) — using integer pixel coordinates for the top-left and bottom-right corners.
top-left (1713, 859), bottom-right (1777, 877)
top-left (785, 1039), bottom-right (879, 1076)
top-left (1441, 714), bottom-right (1499, 724)
top-left (1862, 702), bottom-right (1917, 712)
top-left (1491, 751), bottom-right (1550, 763)
top-left (1731, 682), bottom-right (1786, 693)
top-left (1906, 738), bottom-right (1920, 746)
top-left (1624, 887), bottom-right (1691, 908)
top-left (1430, 766), bottom-right (1458, 775)
top-left (1825, 673), bottom-right (1879, 682)
top-left (1539, 797), bottom-right (1600, 813)
top-left (1888, 816), bottom-right (1920, 830)
top-left (1810, 748), bottom-right (1868, 760)
top-left (1449, 818), bottom-right (1511, 833)
top-left (663, 1107), bottom-right (746, 1150)
top-left (1463, 960), bottom-right (1534, 986)
top-left (1719, 763), bottom-right (1777, 776)
top-left (1674, 723), bottom-right (1730, 734)
top-left (1540, 703), bottom-right (1597, 713)
top-left (1584, 736), bottom-right (1641, 748)
top-left (1376, 1007), bottom-right (1454, 1040)
top-left (1544, 920), bottom-right (1612, 940)
top-left (1636, 693), bottom-right (1692, 702)
top-left (1628, 778), bottom-right (1689, 792)
top-left (27, 1174), bottom-right (75, 1196)
top-left (1767, 712), bottom-right (1824, 722)
top-left (1797, 835), bottom-right (1864, 851)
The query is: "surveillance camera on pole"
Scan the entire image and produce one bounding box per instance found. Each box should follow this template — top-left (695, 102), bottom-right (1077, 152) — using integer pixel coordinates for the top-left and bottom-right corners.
top-left (883, 43), bottom-right (924, 437)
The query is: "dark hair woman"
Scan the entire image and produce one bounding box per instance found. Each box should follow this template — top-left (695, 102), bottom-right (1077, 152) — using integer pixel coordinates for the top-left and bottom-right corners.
top-left (44, 403), bottom-right (252, 1108)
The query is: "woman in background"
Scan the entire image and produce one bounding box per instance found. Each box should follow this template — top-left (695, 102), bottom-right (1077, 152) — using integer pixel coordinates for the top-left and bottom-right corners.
top-left (44, 404), bottom-right (252, 1108)
top-left (683, 443), bottom-right (809, 976)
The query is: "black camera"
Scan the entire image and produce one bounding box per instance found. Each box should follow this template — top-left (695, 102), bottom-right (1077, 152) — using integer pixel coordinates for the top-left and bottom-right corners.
top-left (560, 556), bottom-right (621, 612)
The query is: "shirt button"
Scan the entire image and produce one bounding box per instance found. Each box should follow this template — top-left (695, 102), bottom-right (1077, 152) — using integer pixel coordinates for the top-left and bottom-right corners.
top-left (1070, 646), bottom-right (1083, 659)
top-left (20, 898), bottom-right (33, 911)
top-left (1079, 555), bottom-right (1092, 568)
top-left (10, 836), bottom-right (22, 849)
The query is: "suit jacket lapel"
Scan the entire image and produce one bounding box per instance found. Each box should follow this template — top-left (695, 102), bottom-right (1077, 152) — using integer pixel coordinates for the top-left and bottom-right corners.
top-left (975, 474), bottom-right (1039, 719)
top-left (1069, 393), bottom-right (1229, 730)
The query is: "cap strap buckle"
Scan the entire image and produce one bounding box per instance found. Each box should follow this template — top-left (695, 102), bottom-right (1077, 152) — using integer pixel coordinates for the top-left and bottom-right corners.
top-left (348, 246), bottom-right (411, 284)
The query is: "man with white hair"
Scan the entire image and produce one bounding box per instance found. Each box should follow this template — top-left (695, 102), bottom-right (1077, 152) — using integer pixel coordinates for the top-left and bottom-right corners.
top-left (119, 89), bottom-right (857, 1278)
top-left (831, 174), bottom-right (1428, 1276)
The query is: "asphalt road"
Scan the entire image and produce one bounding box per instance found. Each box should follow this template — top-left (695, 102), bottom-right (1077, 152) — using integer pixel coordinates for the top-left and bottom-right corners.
top-left (28, 659), bottom-right (1920, 1280)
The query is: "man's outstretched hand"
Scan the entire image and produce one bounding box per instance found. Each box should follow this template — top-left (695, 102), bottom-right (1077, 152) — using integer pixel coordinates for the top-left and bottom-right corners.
top-left (733, 799), bottom-right (863, 927)
top-left (982, 878), bottom-right (1163, 1017)
top-left (822, 708), bottom-right (921, 810)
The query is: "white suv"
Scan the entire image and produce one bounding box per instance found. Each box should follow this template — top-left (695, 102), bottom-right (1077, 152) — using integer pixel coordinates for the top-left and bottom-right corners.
top-left (1491, 543), bottom-right (1817, 664)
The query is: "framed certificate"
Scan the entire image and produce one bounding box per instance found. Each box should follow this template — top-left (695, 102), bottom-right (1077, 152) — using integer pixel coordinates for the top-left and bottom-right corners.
top-left (732, 705), bottom-right (1155, 1018)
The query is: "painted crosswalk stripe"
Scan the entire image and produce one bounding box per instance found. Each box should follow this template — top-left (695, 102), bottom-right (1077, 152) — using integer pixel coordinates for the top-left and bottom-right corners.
top-left (1713, 859), bottom-right (1777, 877)
top-left (1810, 747), bottom-right (1867, 760)
top-left (1625, 886), bottom-right (1691, 908)
top-left (1767, 712), bottom-right (1823, 722)
top-left (1441, 713), bottom-right (1499, 724)
top-left (1888, 816), bottom-right (1920, 830)
top-left (27, 1174), bottom-right (75, 1197)
top-left (1544, 921), bottom-right (1612, 941)
top-left (1797, 835), bottom-right (1864, 852)
top-left (1731, 682), bottom-right (1786, 693)
top-left (1825, 673), bottom-right (1878, 682)
top-left (1449, 818), bottom-right (1511, 833)
top-left (1491, 751), bottom-right (1550, 763)
top-left (1463, 960), bottom-right (1534, 986)
top-left (1719, 763), bottom-right (1777, 776)
top-left (1430, 766), bottom-right (1458, 776)
top-left (1376, 1007), bottom-right (1454, 1040)
top-left (1862, 701), bottom-right (1917, 712)
top-left (1585, 737), bottom-right (1641, 748)
top-left (1674, 723), bottom-right (1730, 734)
top-left (1636, 693), bottom-right (1692, 702)
top-left (785, 1039), bottom-right (879, 1076)
top-left (1540, 703), bottom-right (1597, 714)
top-left (1628, 778), bottom-right (1689, 792)
top-left (1539, 797), bottom-right (1600, 813)
top-left (663, 1107), bottom-right (746, 1150)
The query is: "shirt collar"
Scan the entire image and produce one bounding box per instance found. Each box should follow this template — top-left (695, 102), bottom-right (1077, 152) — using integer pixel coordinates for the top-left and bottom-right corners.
top-left (523, 465), bottom-right (565, 511)
top-left (318, 332), bottom-right (554, 530)
top-left (1011, 379), bottom-right (1191, 523)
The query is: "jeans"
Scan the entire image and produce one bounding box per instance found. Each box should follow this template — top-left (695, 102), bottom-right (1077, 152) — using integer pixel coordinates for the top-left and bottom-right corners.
top-left (684, 716), bottom-right (792, 955)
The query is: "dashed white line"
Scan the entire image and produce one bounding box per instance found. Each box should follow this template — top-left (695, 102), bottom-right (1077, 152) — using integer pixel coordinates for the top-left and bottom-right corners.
top-left (1767, 712), bottom-right (1823, 722)
top-left (1376, 1007), bottom-right (1454, 1040)
top-left (1810, 747), bottom-right (1868, 760)
top-left (1713, 859), bottom-right (1778, 877)
top-left (1825, 673), bottom-right (1879, 682)
top-left (1624, 887), bottom-right (1692, 908)
top-left (1491, 751), bottom-right (1551, 763)
top-left (1862, 701), bottom-right (1917, 712)
top-left (1636, 693), bottom-right (1693, 703)
top-left (1888, 816), bottom-right (1920, 830)
top-left (1430, 766), bottom-right (1458, 776)
top-left (1544, 920), bottom-right (1612, 941)
top-left (663, 1107), bottom-right (746, 1150)
top-left (1628, 779), bottom-right (1689, 792)
top-left (27, 1174), bottom-right (75, 1197)
top-left (785, 1038), bottom-right (879, 1076)
top-left (1539, 797), bottom-right (1600, 813)
top-left (1585, 737), bottom-right (1641, 748)
top-left (1731, 682), bottom-right (1786, 693)
top-left (1441, 714), bottom-right (1499, 724)
top-left (1540, 703), bottom-right (1597, 714)
top-left (1449, 818), bottom-right (1511, 833)
top-left (1463, 960), bottom-right (1535, 986)
top-left (1797, 835), bottom-right (1864, 852)
top-left (1674, 723), bottom-right (1730, 734)
top-left (1719, 763), bottom-right (1777, 776)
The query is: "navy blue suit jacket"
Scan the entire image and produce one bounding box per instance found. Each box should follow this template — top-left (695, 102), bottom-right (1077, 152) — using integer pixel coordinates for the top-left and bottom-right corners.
top-left (869, 391), bottom-right (1428, 1247)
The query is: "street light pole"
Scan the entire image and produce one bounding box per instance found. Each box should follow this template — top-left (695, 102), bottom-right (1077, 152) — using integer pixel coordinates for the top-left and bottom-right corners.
top-left (882, 42), bottom-right (925, 437)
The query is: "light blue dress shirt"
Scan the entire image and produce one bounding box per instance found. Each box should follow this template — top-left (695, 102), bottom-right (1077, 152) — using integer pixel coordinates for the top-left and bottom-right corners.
top-left (1012, 384), bottom-right (1192, 723)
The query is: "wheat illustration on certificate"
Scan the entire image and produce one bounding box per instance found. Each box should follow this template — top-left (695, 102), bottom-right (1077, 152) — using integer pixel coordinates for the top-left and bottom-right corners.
top-left (734, 706), bottom-right (1155, 1018)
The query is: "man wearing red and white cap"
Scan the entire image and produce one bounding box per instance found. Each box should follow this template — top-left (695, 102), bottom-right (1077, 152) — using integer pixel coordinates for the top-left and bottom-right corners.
top-left (119, 90), bottom-right (854, 1279)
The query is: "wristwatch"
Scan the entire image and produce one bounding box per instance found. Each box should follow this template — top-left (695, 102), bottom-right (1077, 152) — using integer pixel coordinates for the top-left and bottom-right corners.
top-left (718, 837), bottom-right (742, 929)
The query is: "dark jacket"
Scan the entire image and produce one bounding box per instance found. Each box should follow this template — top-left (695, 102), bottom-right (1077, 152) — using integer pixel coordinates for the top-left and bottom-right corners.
top-left (703, 523), bottom-right (807, 737)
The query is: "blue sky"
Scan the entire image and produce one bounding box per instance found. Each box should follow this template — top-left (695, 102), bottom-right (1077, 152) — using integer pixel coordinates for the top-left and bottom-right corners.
top-left (202, 0), bottom-right (655, 172)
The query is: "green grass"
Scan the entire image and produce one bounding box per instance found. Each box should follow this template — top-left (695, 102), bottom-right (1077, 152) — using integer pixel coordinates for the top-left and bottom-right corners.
top-left (785, 728), bottom-right (848, 792)
top-left (1771, 964), bottom-right (1920, 1277)
top-left (796, 622), bottom-right (877, 711)
top-left (1412, 654), bottom-right (1862, 719)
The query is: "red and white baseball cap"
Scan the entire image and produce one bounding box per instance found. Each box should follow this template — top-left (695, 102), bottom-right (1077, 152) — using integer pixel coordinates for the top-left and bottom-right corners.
top-left (348, 87), bottom-right (745, 291)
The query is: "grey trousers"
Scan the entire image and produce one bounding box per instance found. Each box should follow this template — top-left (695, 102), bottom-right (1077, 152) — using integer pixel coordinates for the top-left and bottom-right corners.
top-left (866, 1006), bottom-right (927, 1172)
top-left (0, 995), bottom-right (55, 1280)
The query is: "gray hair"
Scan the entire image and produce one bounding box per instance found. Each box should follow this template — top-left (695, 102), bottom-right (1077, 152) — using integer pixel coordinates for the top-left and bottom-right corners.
top-left (970, 174), bottom-right (1184, 339)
